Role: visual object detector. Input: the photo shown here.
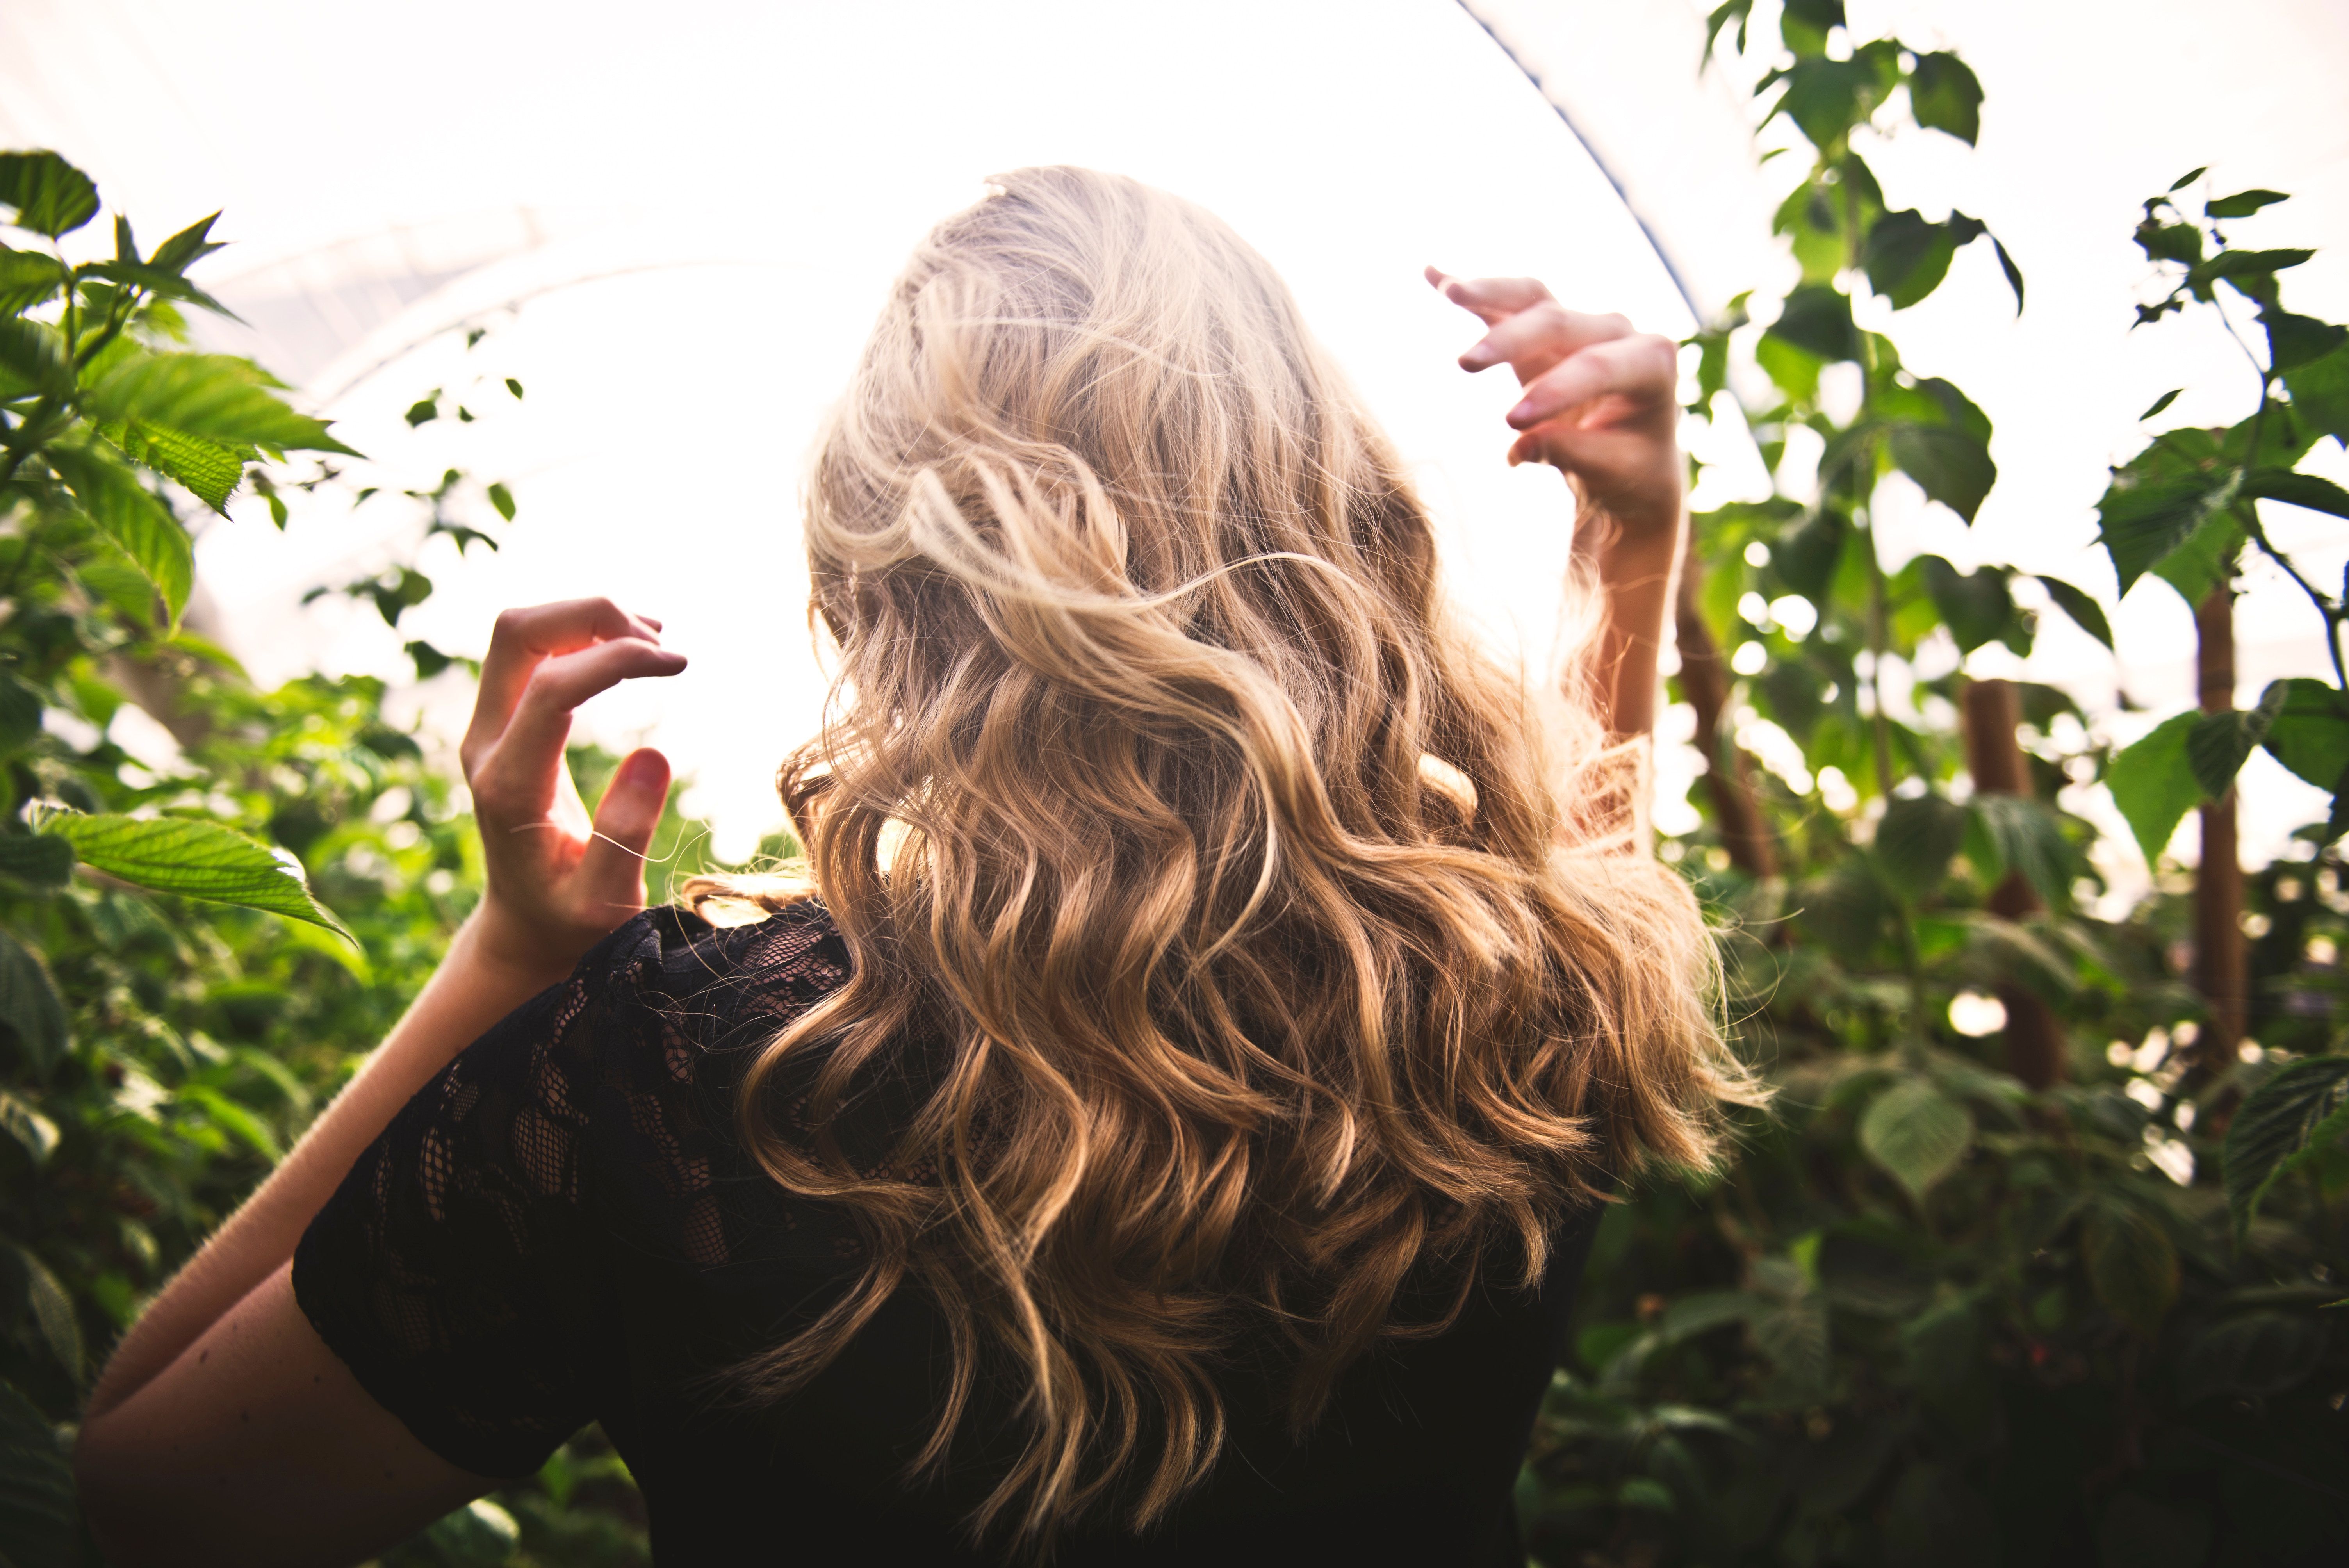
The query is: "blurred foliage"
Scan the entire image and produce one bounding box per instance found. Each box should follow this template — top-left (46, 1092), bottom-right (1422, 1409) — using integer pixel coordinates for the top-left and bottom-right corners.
top-left (1515, 6), bottom-right (2348, 1566)
top-left (0, 150), bottom-right (688, 1564)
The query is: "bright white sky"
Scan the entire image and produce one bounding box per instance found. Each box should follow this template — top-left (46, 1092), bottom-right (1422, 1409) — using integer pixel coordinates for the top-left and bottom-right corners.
top-left (3, 0), bottom-right (2344, 891)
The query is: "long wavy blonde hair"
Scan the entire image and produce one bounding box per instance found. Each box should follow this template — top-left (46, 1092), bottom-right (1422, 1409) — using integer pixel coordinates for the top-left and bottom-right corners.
top-left (695, 166), bottom-right (1741, 1544)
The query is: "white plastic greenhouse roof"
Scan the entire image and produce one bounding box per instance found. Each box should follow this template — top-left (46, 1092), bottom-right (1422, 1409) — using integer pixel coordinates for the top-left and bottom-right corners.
top-left (4, 0), bottom-right (2346, 882)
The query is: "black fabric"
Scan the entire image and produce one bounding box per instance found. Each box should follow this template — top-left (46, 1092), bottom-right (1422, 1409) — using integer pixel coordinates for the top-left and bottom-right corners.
top-left (293, 902), bottom-right (1599, 1565)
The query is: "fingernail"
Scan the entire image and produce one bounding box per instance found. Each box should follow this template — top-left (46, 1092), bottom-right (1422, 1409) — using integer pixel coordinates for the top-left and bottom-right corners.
top-left (1508, 399), bottom-right (1538, 427)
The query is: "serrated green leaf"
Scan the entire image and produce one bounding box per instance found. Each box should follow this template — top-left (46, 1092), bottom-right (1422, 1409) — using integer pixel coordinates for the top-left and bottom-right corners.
top-left (179, 1082), bottom-right (282, 1165)
top-left (2205, 189), bottom-right (2288, 220)
top-left (46, 442), bottom-right (194, 623)
top-left (1907, 51), bottom-right (1981, 145)
top-left (40, 812), bottom-right (350, 939)
top-left (2224, 1055), bottom-right (2349, 1244)
top-left (0, 1090), bottom-right (58, 1164)
top-left (0, 1376), bottom-right (77, 1564)
top-left (2148, 511), bottom-right (2243, 607)
top-left (2107, 711), bottom-right (2204, 867)
top-left (0, 151), bottom-right (99, 238)
top-left (2034, 575), bottom-right (2113, 650)
top-left (0, 316), bottom-right (71, 401)
top-left (1859, 1078), bottom-right (1973, 1202)
top-left (0, 928), bottom-right (67, 1076)
top-left (2096, 467), bottom-right (2239, 594)
top-left (2259, 678), bottom-right (2349, 792)
top-left (0, 246), bottom-right (68, 317)
top-left (2186, 247), bottom-right (2313, 304)
top-left (2082, 1197), bottom-right (2177, 1336)
top-left (1888, 424), bottom-right (1995, 522)
top-left (85, 351), bottom-right (358, 456)
top-left (2187, 685), bottom-right (2288, 798)
top-left (100, 418), bottom-right (252, 513)
top-left (76, 258), bottom-right (241, 322)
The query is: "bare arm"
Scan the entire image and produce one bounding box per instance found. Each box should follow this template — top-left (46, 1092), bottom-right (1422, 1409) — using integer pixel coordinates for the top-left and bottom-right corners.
top-left (1429, 270), bottom-right (1685, 740)
top-left (77, 598), bottom-right (685, 1567)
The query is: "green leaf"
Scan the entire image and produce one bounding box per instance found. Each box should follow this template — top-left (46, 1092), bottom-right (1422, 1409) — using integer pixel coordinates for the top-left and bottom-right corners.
top-left (405, 396), bottom-right (439, 428)
top-left (2034, 575), bottom-right (2114, 650)
top-left (2259, 678), bottom-right (2349, 791)
top-left (1888, 424), bottom-right (1995, 523)
top-left (0, 928), bottom-right (67, 1076)
top-left (1876, 792), bottom-right (1968, 890)
top-left (2169, 166), bottom-right (2208, 192)
top-left (1916, 556), bottom-right (2012, 652)
top-left (2148, 511), bottom-right (2243, 607)
top-left (2259, 308), bottom-right (2346, 373)
top-left (2082, 1197), bottom-right (2178, 1336)
top-left (46, 442), bottom-right (194, 623)
top-left (504, 376), bottom-right (524, 399)
top-left (179, 1082), bottom-right (283, 1165)
top-left (2107, 711), bottom-right (2204, 866)
top-left (1769, 56), bottom-right (1886, 149)
top-left (2223, 1055), bottom-right (2349, 1243)
top-left (4, 1243), bottom-right (81, 1381)
top-left (1966, 794), bottom-right (2070, 906)
top-left (100, 418), bottom-right (252, 514)
top-left (2186, 684), bottom-right (2288, 798)
top-left (2139, 388), bottom-right (2182, 421)
top-left (1862, 209), bottom-right (1957, 309)
top-left (2185, 247), bottom-right (2314, 304)
top-left (1772, 506), bottom-right (1848, 599)
top-left (417, 1499), bottom-right (522, 1566)
top-left (0, 1090), bottom-right (58, 1164)
top-left (75, 258), bottom-right (240, 322)
top-left (487, 481), bottom-right (517, 521)
top-left (2240, 465), bottom-right (2349, 519)
top-left (84, 351), bottom-right (360, 456)
top-left (0, 151), bottom-right (100, 237)
top-left (1906, 51), bottom-right (1982, 145)
top-left (0, 246), bottom-right (68, 317)
top-left (0, 316), bottom-right (71, 401)
top-left (2281, 342), bottom-right (2349, 444)
top-left (1766, 283), bottom-right (1861, 363)
top-left (0, 835), bottom-right (73, 890)
top-left (0, 1377), bottom-right (77, 1566)
top-left (1754, 332), bottom-right (1821, 403)
top-left (2135, 218), bottom-right (2203, 267)
top-left (2095, 467), bottom-right (2239, 594)
top-left (147, 210), bottom-right (226, 275)
top-left (0, 676), bottom-right (38, 761)
top-left (2205, 189), bottom-right (2288, 220)
top-left (40, 813), bottom-right (351, 939)
top-left (1859, 1078), bottom-right (1973, 1202)
top-left (1990, 236), bottom-right (2025, 315)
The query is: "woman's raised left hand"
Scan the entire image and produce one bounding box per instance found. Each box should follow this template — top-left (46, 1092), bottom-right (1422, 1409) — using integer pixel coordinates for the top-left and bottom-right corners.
top-left (1429, 268), bottom-right (1684, 543)
top-left (457, 597), bottom-right (688, 985)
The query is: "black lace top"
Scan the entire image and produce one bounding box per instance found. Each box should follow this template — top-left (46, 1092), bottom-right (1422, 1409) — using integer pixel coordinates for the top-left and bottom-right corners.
top-left (293, 901), bottom-right (1598, 1566)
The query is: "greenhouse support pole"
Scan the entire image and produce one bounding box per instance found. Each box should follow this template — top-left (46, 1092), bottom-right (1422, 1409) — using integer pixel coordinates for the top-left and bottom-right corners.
top-left (1960, 677), bottom-right (2064, 1087)
top-left (2194, 584), bottom-right (2245, 1068)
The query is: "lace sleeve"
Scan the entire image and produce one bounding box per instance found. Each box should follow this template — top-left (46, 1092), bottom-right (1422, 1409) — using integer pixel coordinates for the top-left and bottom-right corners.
top-left (291, 917), bottom-right (674, 1479)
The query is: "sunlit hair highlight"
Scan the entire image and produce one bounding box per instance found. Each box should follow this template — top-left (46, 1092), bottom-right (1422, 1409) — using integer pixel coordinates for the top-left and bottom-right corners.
top-left (689, 166), bottom-right (1745, 1545)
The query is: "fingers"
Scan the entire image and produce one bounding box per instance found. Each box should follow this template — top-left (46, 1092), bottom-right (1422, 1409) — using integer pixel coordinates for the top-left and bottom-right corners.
top-left (1426, 268), bottom-right (1555, 325)
top-left (495, 637), bottom-right (688, 775)
top-left (1506, 333), bottom-right (1680, 431)
top-left (465, 598), bottom-right (665, 768)
top-left (1460, 303), bottom-right (1635, 380)
top-left (579, 746), bottom-right (673, 910)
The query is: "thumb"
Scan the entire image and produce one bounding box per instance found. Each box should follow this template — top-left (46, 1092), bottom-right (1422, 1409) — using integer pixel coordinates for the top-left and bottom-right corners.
top-left (581, 747), bottom-right (673, 913)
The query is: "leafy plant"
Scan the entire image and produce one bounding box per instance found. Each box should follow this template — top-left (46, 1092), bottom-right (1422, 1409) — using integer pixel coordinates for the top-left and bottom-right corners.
top-left (1516, 7), bottom-right (2349, 1565)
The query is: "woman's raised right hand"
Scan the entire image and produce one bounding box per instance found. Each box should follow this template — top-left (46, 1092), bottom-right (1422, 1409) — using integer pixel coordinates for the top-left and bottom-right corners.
top-left (456, 597), bottom-right (687, 985)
